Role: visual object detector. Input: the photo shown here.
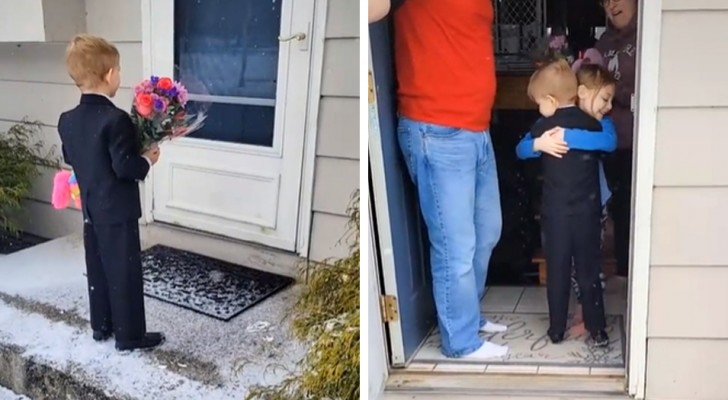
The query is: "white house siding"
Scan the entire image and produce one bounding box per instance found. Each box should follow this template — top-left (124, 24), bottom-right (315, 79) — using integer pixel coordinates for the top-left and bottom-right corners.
top-left (0, 0), bottom-right (142, 238)
top-left (646, 2), bottom-right (728, 399)
top-left (1, 0), bottom-right (360, 264)
top-left (309, 0), bottom-right (360, 261)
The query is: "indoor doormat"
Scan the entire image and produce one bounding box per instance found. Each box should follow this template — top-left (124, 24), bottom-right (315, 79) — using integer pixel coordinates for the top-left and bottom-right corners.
top-left (0, 231), bottom-right (49, 255)
top-left (141, 245), bottom-right (294, 321)
top-left (414, 312), bottom-right (625, 367)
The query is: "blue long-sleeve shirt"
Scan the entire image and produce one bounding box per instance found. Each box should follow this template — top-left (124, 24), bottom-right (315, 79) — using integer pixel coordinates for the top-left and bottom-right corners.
top-left (516, 117), bottom-right (617, 159)
top-left (515, 117), bottom-right (616, 207)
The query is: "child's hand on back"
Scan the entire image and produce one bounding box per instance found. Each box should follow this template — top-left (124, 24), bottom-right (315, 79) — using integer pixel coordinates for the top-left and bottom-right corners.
top-left (534, 127), bottom-right (568, 158)
top-left (143, 145), bottom-right (161, 165)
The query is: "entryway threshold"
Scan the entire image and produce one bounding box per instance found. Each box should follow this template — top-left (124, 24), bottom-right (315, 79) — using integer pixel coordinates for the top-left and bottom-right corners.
top-left (405, 361), bottom-right (624, 377)
top-left (385, 371), bottom-right (628, 399)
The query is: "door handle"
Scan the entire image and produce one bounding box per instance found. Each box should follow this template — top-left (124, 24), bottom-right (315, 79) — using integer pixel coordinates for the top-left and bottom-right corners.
top-left (278, 23), bottom-right (310, 51)
top-left (278, 32), bottom-right (306, 42)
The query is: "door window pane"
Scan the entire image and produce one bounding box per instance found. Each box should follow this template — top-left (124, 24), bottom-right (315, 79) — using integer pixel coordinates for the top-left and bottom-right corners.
top-left (174, 0), bottom-right (282, 147)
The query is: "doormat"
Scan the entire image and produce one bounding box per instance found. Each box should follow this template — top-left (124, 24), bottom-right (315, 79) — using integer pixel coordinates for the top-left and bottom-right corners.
top-left (141, 245), bottom-right (294, 321)
top-left (414, 312), bottom-right (625, 367)
top-left (0, 231), bottom-right (49, 255)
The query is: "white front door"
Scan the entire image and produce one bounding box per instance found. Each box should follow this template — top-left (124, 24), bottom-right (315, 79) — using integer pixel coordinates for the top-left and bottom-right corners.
top-left (147, 0), bottom-right (314, 250)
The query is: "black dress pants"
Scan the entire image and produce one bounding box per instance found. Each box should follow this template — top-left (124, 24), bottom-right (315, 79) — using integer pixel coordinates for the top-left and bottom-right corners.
top-left (83, 220), bottom-right (146, 342)
top-left (542, 209), bottom-right (607, 334)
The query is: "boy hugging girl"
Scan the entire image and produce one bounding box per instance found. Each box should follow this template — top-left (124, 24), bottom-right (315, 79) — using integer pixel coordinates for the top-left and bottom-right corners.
top-left (516, 59), bottom-right (618, 348)
top-left (58, 34), bottom-right (164, 351)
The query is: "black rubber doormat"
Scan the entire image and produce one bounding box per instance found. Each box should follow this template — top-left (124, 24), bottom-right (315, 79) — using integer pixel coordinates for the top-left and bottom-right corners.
top-left (0, 231), bottom-right (49, 255)
top-left (140, 245), bottom-right (294, 321)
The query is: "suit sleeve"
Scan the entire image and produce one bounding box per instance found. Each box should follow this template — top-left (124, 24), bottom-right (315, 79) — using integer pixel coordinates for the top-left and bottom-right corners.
top-left (61, 145), bottom-right (72, 167)
top-left (107, 113), bottom-right (150, 181)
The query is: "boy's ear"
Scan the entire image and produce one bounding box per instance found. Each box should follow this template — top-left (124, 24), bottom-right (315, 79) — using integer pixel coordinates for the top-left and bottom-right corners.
top-left (577, 84), bottom-right (589, 99)
top-left (546, 95), bottom-right (558, 107)
top-left (104, 68), bottom-right (114, 83)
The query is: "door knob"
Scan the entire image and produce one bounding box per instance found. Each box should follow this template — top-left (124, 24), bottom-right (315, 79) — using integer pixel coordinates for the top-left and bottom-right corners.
top-left (278, 32), bottom-right (306, 42)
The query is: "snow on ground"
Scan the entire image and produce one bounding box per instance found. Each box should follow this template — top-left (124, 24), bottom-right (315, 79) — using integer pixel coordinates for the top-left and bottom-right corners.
top-left (0, 235), bottom-right (307, 399)
top-left (0, 386), bottom-right (28, 400)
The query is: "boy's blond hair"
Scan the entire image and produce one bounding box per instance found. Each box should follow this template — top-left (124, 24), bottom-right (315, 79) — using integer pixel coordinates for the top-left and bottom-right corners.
top-left (65, 34), bottom-right (119, 89)
top-left (527, 59), bottom-right (578, 104)
top-left (576, 64), bottom-right (617, 91)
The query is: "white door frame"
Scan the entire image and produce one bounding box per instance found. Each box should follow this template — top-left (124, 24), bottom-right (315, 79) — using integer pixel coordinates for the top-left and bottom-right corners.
top-left (369, 2), bottom-right (662, 395)
top-left (628, 0), bottom-right (661, 398)
top-left (368, 41), bottom-right (407, 364)
top-left (138, 0), bottom-right (327, 257)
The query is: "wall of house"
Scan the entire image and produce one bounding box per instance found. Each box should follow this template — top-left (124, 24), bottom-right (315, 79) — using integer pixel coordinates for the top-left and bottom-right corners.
top-left (646, 2), bottom-right (728, 399)
top-left (0, 0), bottom-right (359, 263)
top-left (0, 0), bottom-right (142, 238)
top-left (309, 0), bottom-right (360, 261)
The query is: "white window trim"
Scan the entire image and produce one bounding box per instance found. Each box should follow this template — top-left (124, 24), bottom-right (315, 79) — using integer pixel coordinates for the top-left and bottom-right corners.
top-left (138, 0), bottom-right (327, 257)
top-left (628, 0), bottom-right (661, 398)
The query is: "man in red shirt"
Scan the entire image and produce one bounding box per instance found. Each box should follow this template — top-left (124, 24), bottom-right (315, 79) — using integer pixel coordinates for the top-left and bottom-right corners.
top-left (394, 0), bottom-right (509, 359)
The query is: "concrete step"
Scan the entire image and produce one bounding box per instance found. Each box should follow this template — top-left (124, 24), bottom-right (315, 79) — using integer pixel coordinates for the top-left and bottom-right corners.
top-left (0, 235), bottom-right (305, 400)
top-left (384, 371), bottom-right (630, 399)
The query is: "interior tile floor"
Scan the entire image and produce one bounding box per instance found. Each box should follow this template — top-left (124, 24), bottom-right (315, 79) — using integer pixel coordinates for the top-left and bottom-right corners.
top-left (408, 278), bottom-right (628, 376)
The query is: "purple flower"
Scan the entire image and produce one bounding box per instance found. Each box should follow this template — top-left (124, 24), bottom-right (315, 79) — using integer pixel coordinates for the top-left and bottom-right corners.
top-left (150, 75), bottom-right (160, 85)
top-left (152, 95), bottom-right (167, 113)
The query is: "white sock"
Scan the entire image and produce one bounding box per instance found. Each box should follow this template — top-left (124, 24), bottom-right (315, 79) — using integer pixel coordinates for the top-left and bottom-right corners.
top-left (480, 320), bottom-right (508, 333)
top-left (462, 341), bottom-right (509, 360)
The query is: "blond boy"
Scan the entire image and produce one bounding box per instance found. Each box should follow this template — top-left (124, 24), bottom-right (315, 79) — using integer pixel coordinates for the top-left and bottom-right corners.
top-left (58, 34), bottom-right (164, 351)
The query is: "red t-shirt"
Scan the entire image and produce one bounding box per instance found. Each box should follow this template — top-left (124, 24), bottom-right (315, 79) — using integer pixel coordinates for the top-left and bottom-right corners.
top-left (394, 0), bottom-right (496, 132)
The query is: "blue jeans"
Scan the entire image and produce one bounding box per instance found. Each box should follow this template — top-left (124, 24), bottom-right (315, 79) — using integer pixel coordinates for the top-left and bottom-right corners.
top-left (397, 116), bottom-right (502, 357)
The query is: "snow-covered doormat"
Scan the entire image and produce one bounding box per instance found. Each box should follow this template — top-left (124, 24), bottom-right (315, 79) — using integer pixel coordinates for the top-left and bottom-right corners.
top-left (413, 312), bottom-right (625, 367)
top-left (141, 245), bottom-right (294, 321)
top-left (0, 231), bottom-right (48, 255)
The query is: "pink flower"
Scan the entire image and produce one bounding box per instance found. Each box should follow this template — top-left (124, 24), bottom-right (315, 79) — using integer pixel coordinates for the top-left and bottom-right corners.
top-left (549, 35), bottom-right (566, 50)
top-left (135, 93), bottom-right (154, 118)
top-left (175, 83), bottom-right (189, 106)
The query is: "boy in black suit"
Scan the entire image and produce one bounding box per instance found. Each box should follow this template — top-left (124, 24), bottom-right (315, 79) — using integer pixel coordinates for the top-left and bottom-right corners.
top-left (58, 34), bottom-right (165, 351)
top-left (526, 59), bottom-right (609, 348)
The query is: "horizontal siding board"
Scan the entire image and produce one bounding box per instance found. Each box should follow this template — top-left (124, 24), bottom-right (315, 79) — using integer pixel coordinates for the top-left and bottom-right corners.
top-left (654, 107), bottom-right (728, 186)
top-left (18, 199), bottom-right (82, 239)
top-left (85, 0), bottom-right (142, 42)
top-left (658, 11), bottom-right (728, 107)
top-left (309, 212), bottom-right (354, 261)
top-left (651, 187), bottom-right (728, 266)
top-left (321, 38), bottom-right (359, 97)
top-left (646, 338), bottom-right (728, 399)
top-left (663, 0), bottom-right (728, 11)
top-left (325, 0), bottom-right (359, 39)
top-left (316, 97), bottom-right (359, 159)
top-left (0, 81), bottom-right (133, 127)
top-left (312, 157), bottom-right (359, 216)
top-left (648, 266), bottom-right (728, 339)
top-left (0, 42), bottom-right (143, 88)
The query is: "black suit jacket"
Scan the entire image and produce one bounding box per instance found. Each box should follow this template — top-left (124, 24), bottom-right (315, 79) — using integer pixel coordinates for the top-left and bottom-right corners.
top-left (58, 94), bottom-right (150, 224)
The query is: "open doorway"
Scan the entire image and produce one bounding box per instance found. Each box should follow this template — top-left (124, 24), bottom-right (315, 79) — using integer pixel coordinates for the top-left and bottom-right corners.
top-left (369, 0), bottom-right (647, 389)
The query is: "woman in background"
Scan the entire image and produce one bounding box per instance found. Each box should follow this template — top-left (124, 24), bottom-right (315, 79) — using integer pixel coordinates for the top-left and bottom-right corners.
top-left (595, 0), bottom-right (638, 279)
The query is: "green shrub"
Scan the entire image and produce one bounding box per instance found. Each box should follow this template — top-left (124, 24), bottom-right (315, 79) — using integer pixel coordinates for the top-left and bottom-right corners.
top-left (0, 120), bottom-right (58, 232)
top-left (246, 190), bottom-right (360, 400)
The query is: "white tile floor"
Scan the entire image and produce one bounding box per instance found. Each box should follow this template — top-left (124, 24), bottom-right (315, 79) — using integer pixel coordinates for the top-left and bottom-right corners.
top-left (409, 279), bottom-right (628, 377)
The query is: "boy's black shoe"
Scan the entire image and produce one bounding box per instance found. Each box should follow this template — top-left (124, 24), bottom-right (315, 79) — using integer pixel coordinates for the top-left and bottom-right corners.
top-left (591, 330), bottom-right (609, 348)
top-left (93, 330), bottom-right (112, 342)
top-left (547, 329), bottom-right (565, 344)
top-left (115, 332), bottom-right (166, 352)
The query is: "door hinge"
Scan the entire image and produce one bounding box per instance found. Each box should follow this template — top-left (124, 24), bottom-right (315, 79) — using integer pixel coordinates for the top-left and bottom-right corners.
top-left (380, 295), bottom-right (399, 323)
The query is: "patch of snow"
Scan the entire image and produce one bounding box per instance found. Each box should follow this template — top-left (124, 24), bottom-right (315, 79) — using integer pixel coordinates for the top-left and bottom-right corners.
top-left (0, 386), bottom-right (28, 400)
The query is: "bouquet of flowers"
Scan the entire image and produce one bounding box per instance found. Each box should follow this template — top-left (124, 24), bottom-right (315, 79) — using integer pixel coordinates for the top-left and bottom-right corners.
top-left (532, 29), bottom-right (574, 67)
top-left (131, 75), bottom-right (207, 151)
top-left (51, 75), bottom-right (207, 210)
